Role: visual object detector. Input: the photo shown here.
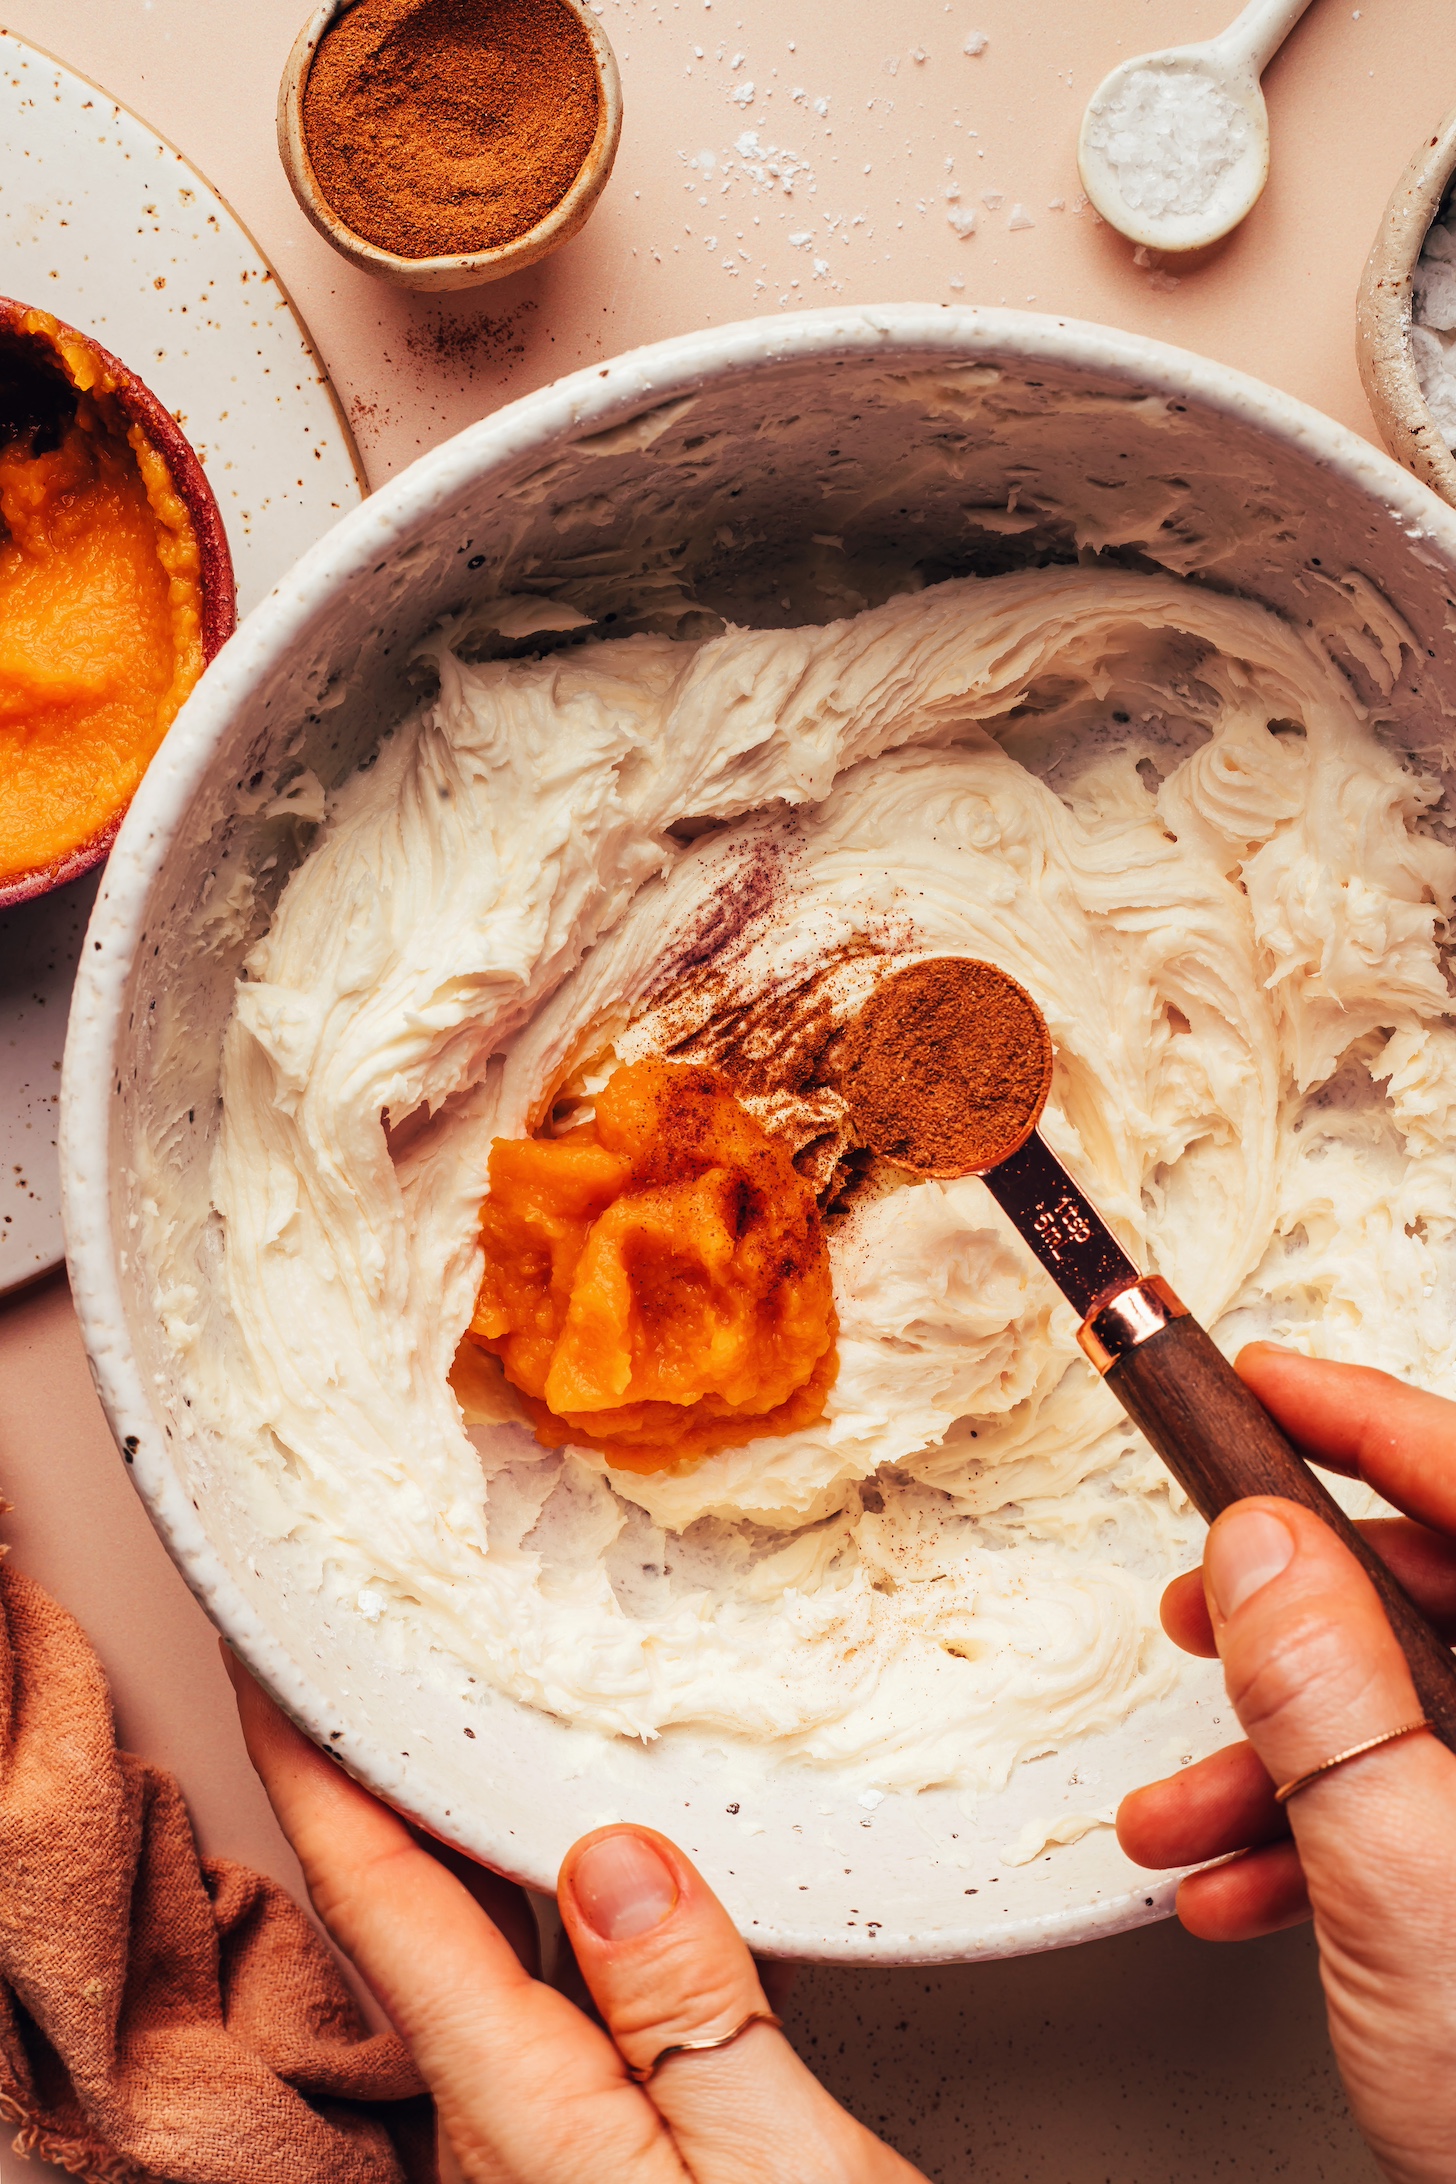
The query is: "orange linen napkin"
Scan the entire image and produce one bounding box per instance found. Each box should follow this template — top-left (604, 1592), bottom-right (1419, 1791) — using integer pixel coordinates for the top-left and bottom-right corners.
top-left (0, 1558), bottom-right (435, 2184)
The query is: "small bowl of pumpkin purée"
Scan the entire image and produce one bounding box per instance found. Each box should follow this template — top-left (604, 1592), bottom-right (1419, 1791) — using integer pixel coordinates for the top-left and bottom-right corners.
top-left (0, 301), bottom-right (235, 910)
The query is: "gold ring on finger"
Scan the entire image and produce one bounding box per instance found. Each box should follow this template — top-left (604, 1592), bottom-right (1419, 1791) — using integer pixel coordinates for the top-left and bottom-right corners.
top-left (626, 2009), bottom-right (783, 2086)
top-left (1273, 1718), bottom-right (1432, 1805)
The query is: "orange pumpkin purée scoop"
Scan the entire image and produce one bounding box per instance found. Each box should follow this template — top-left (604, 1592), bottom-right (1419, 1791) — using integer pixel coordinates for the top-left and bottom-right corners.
top-left (462, 1058), bottom-right (838, 1471)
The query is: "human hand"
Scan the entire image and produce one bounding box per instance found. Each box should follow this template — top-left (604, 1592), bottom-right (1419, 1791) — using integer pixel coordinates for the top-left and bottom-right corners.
top-left (226, 1655), bottom-right (925, 2184)
top-left (1118, 1343), bottom-right (1456, 2184)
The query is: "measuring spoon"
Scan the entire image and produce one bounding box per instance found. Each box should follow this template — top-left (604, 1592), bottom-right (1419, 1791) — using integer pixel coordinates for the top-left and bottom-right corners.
top-left (842, 956), bottom-right (1456, 1750)
top-left (1077, 0), bottom-right (1317, 254)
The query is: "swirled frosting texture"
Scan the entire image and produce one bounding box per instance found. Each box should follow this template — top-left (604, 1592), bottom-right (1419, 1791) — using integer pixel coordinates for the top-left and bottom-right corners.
top-left (178, 567), bottom-right (1456, 1793)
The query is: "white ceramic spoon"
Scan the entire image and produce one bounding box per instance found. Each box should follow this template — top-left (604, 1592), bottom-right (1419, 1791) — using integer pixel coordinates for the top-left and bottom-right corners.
top-left (1077, 0), bottom-right (1317, 254)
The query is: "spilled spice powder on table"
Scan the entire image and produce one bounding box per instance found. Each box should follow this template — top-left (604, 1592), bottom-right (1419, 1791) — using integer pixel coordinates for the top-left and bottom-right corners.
top-left (303, 0), bottom-right (601, 259)
top-left (839, 957), bottom-right (1053, 1176)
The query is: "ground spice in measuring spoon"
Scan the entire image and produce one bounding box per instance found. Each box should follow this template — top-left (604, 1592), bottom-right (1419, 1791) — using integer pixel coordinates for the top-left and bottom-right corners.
top-left (303, 0), bottom-right (601, 260)
top-left (839, 957), bottom-right (1054, 1176)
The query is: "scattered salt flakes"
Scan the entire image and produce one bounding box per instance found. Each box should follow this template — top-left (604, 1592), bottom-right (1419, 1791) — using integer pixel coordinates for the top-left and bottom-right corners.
top-left (963, 29), bottom-right (988, 55)
top-left (732, 127), bottom-right (814, 197)
top-left (1048, 195), bottom-right (1066, 210)
top-left (1008, 203), bottom-right (1034, 229)
top-left (787, 229), bottom-right (813, 247)
top-left (357, 1587), bottom-right (384, 1623)
top-left (813, 94), bottom-right (829, 116)
top-left (791, 84), bottom-right (807, 101)
top-left (813, 257), bottom-right (829, 275)
top-left (731, 78), bottom-right (754, 104)
top-left (884, 54), bottom-right (899, 75)
top-left (949, 275), bottom-right (965, 290)
top-left (1147, 268), bottom-right (1181, 291)
top-left (911, 45), bottom-right (927, 62)
top-left (944, 182), bottom-right (962, 201)
top-left (947, 205), bottom-right (977, 237)
top-left (982, 188), bottom-right (1003, 208)
top-left (858, 1789), bottom-right (886, 1810)
top-left (730, 48), bottom-right (744, 66)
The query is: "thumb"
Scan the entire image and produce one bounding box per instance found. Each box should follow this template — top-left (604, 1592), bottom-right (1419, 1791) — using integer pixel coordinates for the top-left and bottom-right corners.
top-left (1203, 1497), bottom-right (1432, 1812)
top-left (1204, 1511), bottom-right (1456, 2000)
top-left (1203, 1498), bottom-right (1456, 2174)
top-left (558, 1827), bottom-right (917, 2184)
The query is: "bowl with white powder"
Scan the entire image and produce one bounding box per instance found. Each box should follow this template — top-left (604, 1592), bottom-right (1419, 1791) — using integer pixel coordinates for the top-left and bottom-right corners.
top-left (1358, 103), bottom-right (1456, 508)
top-left (62, 305), bottom-right (1456, 1962)
top-left (1078, 54), bottom-right (1264, 254)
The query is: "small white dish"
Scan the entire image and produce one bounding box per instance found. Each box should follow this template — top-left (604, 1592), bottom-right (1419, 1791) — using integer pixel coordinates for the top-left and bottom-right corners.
top-left (1357, 103), bottom-right (1456, 510)
top-left (1078, 0), bottom-right (1315, 254)
top-left (61, 306), bottom-right (1456, 1963)
top-left (277, 0), bottom-right (623, 293)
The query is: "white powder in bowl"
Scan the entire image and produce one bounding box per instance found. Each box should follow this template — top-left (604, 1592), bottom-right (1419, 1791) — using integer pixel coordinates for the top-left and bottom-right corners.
top-left (1085, 66), bottom-right (1249, 221)
top-left (1412, 201), bottom-right (1456, 448)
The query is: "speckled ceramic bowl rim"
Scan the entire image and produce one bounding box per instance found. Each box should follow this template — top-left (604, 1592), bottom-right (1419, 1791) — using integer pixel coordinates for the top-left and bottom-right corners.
top-left (61, 304), bottom-right (1456, 1962)
top-left (1357, 102), bottom-right (1456, 509)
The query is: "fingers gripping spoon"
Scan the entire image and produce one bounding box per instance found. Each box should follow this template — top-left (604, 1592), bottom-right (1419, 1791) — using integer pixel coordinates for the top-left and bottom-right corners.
top-left (1077, 0), bottom-right (1317, 255)
top-left (843, 959), bottom-right (1456, 1749)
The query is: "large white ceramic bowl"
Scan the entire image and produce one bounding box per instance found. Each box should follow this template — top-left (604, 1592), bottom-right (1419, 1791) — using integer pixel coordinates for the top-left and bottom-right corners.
top-left (62, 306), bottom-right (1456, 1964)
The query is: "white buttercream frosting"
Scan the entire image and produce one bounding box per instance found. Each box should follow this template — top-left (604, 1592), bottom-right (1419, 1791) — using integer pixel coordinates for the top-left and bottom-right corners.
top-left (169, 566), bottom-right (1456, 1795)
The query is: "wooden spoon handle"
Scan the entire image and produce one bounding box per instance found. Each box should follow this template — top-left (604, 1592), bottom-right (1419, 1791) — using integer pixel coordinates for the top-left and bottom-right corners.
top-left (1106, 1314), bottom-right (1456, 1753)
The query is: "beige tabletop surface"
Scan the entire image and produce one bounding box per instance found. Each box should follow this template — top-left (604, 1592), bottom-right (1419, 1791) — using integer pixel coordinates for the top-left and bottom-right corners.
top-left (4, 0), bottom-right (1449, 2175)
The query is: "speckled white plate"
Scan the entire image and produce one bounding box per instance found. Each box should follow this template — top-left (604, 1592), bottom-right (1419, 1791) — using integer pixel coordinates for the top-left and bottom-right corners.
top-left (0, 26), bottom-right (364, 1296)
top-left (62, 307), bottom-right (1456, 1961)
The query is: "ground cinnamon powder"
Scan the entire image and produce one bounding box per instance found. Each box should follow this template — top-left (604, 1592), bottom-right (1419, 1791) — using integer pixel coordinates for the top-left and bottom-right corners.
top-left (839, 957), bottom-right (1053, 1177)
top-left (303, 0), bottom-right (601, 259)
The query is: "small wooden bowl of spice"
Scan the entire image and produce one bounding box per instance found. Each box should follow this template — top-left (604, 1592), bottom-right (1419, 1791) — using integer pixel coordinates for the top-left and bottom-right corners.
top-left (278, 0), bottom-right (622, 292)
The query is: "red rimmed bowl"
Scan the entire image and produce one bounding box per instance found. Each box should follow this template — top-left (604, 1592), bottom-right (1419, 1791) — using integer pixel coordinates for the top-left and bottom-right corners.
top-left (0, 299), bottom-right (235, 910)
